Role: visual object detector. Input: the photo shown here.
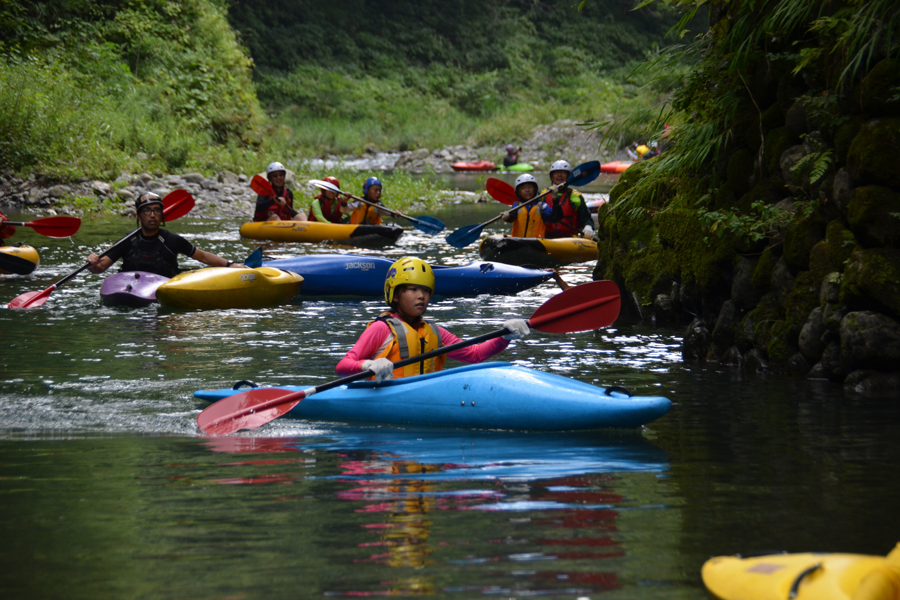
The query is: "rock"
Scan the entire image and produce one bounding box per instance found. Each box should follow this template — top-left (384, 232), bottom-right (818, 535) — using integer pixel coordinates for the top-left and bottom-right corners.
top-left (147, 181), bottom-right (166, 191)
top-left (847, 185), bottom-right (900, 248)
top-left (727, 148), bottom-right (756, 196)
top-left (780, 144), bottom-right (807, 194)
top-left (682, 318), bottom-right (712, 361)
top-left (200, 179), bottom-right (219, 191)
top-left (846, 118), bottom-right (900, 188)
top-left (819, 340), bottom-right (845, 380)
top-left (782, 214), bottom-right (824, 272)
top-left (712, 300), bottom-right (738, 347)
top-left (858, 58), bottom-right (900, 117)
top-left (841, 248), bottom-right (900, 317)
top-left (26, 188), bottom-right (43, 204)
top-left (771, 257), bottom-right (796, 302)
top-left (91, 181), bottom-right (112, 196)
top-left (47, 184), bottom-right (71, 198)
top-left (840, 311), bottom-right (900, 371)
top-left (809, 220), bottom-right (856, 285)
top-left (137, 172), bottom-right (153, 183)
top-left (831, 168), bottom-right (854, 213)
top-left (787, 352), bottom-right (811, 376)
top-left (238, 174), bottom-right (248, 183)
top-left (721, 345), bottom-right (743, 367)
top-left (843, 370), bottom-right (900, 398)
top-left (744, 348), bottom-right (769, 372)
top-left (182, 173), bottom-right (206, 184)
top-left (732, 256), bottom-right (760, 309)
top-left (217, 171), bottom-right (239, 185)
top-left (116, 188), bottom-right (135, 201)
top-left (798, 307), bottom-right (826, 361)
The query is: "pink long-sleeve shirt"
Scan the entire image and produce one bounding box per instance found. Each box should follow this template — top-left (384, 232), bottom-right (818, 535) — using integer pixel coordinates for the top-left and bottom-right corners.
top-left (336, 316), bottom-right (510, 376)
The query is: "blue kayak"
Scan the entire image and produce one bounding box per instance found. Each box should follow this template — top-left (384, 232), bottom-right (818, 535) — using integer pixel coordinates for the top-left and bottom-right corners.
top-left (194, 362), bottom-right (672, 431)
top-left (264, 254), bottom-right (554, 297)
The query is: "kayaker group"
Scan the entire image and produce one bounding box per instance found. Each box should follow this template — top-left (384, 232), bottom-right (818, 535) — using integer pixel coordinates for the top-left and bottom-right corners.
top-left (254, 161), bottom-right (390, 226)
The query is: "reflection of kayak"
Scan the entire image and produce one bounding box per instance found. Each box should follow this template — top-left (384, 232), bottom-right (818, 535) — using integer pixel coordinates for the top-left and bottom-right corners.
top-left (239, 221), bottom-right (403, 248)
top-left (600, 161), bottom-right (633, 173)
top-left (499, 163), bottom-right (534, 172)
top-left (0, 244), bottom-right (39, 275)
top-left (451, 161), bottom-right (496, 172)
top-left (702, 545), bottom-right (900, 600)
top-left (100, 271), bottom-right (169, 307)
top-left (265, 254), bottom-right (553, 297)
top-left (156, 266), bottom-right (303, 309)
top-left (479, 235), bottom-right (598, 268)
top-left (194, 362), bottom-right (672, 431)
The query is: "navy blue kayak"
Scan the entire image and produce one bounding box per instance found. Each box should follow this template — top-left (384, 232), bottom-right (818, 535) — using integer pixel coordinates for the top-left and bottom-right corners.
top-left (194, 362), bottom-right (672, 431)
top-left (264, 254), bottom-right (554, 297)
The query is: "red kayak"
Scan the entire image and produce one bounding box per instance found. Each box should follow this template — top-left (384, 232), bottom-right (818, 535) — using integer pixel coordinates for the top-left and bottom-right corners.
top-left (600, 161), bottom-right (633, 173)
top-left (451, 160), bottom-right (496, 172)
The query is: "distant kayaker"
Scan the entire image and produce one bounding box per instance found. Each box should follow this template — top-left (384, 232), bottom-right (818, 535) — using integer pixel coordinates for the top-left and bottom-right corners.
top-left (336, 257), bottom-right (530, 382)
top-left (348, 177), bottom-right (391, 225)
top-left (308, 175), bottom-right (351, 223)
top-left (0, 209), bottom-right (15, 244)
top-left (539, 160), bottom-right (594, 239)
top-left (503, 144), bottom-right (521, 167)
top-left (253, 162), bottom-right (307, 222)
top-left (500, 174), bottom-right (545, 238)
top-left (86, 192), bottom-right (245, 277)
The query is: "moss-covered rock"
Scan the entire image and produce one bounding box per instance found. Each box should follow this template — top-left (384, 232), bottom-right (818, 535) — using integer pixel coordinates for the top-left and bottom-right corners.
top-left (767, 319), bottom-right (797, 367)
top-left (656, 208), bottom-right (735, 291)
top-left (740, 291), bottom-right (784, 351)
top-left (859, 58), bottom-right (900, 118)
top-left (783, 270), bottom-right (819, 340)
top-left (840, 248), bottom-right (900, 318)
top-left (834, 116), bottom-right (866, 165)
top-left (840, 311), bottom-right (900, 372)
top-left (608, 159), bottom-right (656, 205)
top-left (782, 214), bottom-right (825, 271)
top-left (846, 185), bottom-right (900, 248)
top-left (846, 118), bottom-right (900, 188)
top-left (809, 219), bottom-right (856, 285)
top-left (751, 246), bottom-right (779, 293)
top-left (763, 127), bottom-right (798, 174)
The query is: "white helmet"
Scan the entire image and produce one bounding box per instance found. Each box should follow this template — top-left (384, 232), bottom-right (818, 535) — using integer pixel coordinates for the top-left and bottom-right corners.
top-left (514, 173), bottom-right (537, 191)
top-left (550, 160), bottom-right (572, 174)
top-left (266, 161), bottom-right (286, 176)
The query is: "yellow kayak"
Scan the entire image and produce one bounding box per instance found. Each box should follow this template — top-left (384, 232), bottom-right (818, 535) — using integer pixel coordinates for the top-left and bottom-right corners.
top-left (239, 221), bottom-right (403, 248)
top-left (478, 235), bottom-right (597, 268)
top-left (0, 244), bottom-right (40, 275)
top-left (156, 267), bottom-right (303, 309)
top-left (702, 544), bottom-right (900, 600)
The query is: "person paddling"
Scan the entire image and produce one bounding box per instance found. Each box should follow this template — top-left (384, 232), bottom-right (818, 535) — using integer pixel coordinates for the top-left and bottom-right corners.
top-left (500, 174), bottom-right (545, 238)
top-left (336, 257), bottom-right (530, 383)
top-left (308, 176), bottom-right (351, 223)
top-left (86, 192), bottom-right (244, 277)
top-left (348, 177), bottom-right (391, 225)
top-left (503, 144), bottom-right (521, 167)
top-left (539, 160), bottom-right (594, 239)
top-left (253, 162), bottom-right (306, 222)
top-left (0, 209), bottom-right (15, 245)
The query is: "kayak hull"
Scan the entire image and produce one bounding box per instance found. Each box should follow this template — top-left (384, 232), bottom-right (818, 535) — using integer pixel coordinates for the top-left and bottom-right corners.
top-left (479, 235), bottom-right (598, 268)
top-left (100, 271), bottom-right (169, 307)
top-left (194, 362), bottom-right (672, 431)
top-left (265, 254), bottom-right (554, 297)
top-left (451, 161), bottom-right (496, 172)
top-left (702, 552), bottom-right (891, 600)
top-left (0, 244), bottom-right (39, 275)
top-left (600, 161), bottom-right (633, 173)
top-left (499, 163), bottom-right (534, 172)
top-left (156, 266), bottom-right (303, 309)
top-left (239, 221), bottom-right (403, 248)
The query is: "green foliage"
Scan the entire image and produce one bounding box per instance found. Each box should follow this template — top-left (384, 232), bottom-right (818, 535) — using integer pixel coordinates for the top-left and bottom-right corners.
top-left (698, 199), bottom-right (813, 246)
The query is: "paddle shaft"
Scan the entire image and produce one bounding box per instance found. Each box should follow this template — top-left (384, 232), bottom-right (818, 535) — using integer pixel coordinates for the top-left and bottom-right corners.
top-left (0, 216), bottom-right (81, 238)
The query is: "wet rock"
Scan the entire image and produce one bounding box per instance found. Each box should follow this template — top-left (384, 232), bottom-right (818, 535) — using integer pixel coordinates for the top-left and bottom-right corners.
top-left (819, 340), bottom-right (845, 381)
top-left (798, 307), bottom-right (826, 361)
top-left (683, 318), bottom-right (712, 361)
top-left (770, 257), bottom-right (796, 302)
top-left (744, 348), bottom-right (769, 372)
top-left (732, 256), bottom-right (760, 310)
top-left (840, 311), bottom-right (900, 371)
top-left (721, 345), bottom-right (743, 367)
top-left (712, 300), bottom-right (738, 347)
top-left (787, 352), bottom-right (811, 376)
top-left (843, 370), bottom-right (900, 398)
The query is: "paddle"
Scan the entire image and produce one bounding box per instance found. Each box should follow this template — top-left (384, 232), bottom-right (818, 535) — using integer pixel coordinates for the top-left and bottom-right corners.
top-left (0, 248), bottom-right (38, 275)
top-left (243, 246), bottom-right (264, 269)
top-left (197, 279), bottom-right (621, 435)
top-left (486, 179), bottom-right (585, 235)
top-left (0, 216), bottom-right (81, 238)
top-left (7, 190), bottom-right (194, 309)
top-left (308, 179), bottom-right (445, 235)
top-left (250, 174), bottom-right (276, 197)
top-left (446, 161), bottom-right (600, 249)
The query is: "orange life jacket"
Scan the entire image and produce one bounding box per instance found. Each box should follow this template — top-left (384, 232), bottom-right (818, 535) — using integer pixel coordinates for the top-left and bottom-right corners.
top-left (368, 314), bottom-right (445, 379)
top-left (350, 203), bottom-right (383, 226)
top-left (510, 202), bottom-right (545, 238)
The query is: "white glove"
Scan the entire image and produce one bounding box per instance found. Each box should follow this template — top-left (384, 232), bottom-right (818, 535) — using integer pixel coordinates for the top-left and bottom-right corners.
top-left (362, 358), bottom-right (394, 383)
top-left (548, 183), bottom-right (560, 193)
top-left (502, 319), bottom-right (530, 341)
top-left (582, 225), bottom-right (594, 238)
top-left (501, 210), bottom-right (512, 222)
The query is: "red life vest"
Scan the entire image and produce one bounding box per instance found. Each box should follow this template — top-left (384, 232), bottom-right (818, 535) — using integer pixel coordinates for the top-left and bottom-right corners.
top-left (309, 193), bottom-right (344, 223)
top-left (254, 188), bottom-right (295, 221)
top-left (541, 188), bottom-right (582, 238)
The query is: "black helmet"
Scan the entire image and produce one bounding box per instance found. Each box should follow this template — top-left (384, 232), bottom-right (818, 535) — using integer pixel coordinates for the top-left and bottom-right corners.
top-left (135, 192), bottom-right (163, 212)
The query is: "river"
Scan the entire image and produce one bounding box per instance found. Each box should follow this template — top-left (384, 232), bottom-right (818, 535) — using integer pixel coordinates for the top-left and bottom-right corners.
top-left (1, 197), bottom-right (898, 599)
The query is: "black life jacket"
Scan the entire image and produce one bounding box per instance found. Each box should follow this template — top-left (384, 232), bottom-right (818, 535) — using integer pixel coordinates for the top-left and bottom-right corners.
top-left (120, 230), bottom-right (183, 277)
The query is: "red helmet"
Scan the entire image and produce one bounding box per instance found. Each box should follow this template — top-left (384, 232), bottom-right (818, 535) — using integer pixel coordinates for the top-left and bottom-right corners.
top-left (322, 176), bottom-right (340, 189)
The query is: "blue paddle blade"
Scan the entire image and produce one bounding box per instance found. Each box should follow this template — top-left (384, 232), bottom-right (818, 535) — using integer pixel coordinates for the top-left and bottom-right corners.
top-left (445, 223), bottom-right (485, 249)
top-left (244, 247), bottom-right (264, 268)
top-left (411, 215), bottom-right (445, 234)
top-left (568, 161), bottom-right (601, 186)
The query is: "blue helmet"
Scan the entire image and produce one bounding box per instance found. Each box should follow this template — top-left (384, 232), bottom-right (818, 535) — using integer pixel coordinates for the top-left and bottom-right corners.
top-left (362, 176), bottom-right (383, 196)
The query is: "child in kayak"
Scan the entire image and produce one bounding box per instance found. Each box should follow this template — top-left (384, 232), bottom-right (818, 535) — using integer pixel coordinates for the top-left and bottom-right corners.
top-left (336, 257), bottom-right (530, 382)
top-left (348, 177), bottom-right (391, 225)
top-left (253, 161), bottom-right (307, 222)
top-left (308, 175), bottom-right (351, 223)
top-left (539, 159), bottom-right (593, 239)
top-left (500, 174), bottom-right (545, 238)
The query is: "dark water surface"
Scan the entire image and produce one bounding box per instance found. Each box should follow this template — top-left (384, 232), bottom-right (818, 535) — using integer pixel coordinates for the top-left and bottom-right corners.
top-left (2, 204), bottom-right (899, 599)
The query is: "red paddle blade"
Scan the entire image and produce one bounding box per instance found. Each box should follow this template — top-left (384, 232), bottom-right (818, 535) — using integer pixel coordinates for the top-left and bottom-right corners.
top-left (197, 387), bottom-right (309, 435)
top-left (7, 285), bottom-right (55, 309)
top-left (250, 174), bottom-right (276, 197)
top-left (161, 189), bottom-right (195, 220)
top-left (23, 216), bottom-right (81, 237)
top-left (486, 178), bottom-right (517, 205)
top-left (528, 280), bottom-right (621, 333)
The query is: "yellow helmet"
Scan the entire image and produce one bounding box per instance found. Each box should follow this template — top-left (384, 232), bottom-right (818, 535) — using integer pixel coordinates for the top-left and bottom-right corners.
top-left (384, 257), bottom-right (434, 305)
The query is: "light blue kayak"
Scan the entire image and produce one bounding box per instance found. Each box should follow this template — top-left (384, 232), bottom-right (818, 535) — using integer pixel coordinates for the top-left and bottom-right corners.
top-left (264, 254), bottom-right (554, 297)
top-left (194, 362), bottom-right (672, 431)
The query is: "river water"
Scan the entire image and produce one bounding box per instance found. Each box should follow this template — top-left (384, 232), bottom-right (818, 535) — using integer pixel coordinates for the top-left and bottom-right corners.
top-left (2, 198), bottom-right (899, 599)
